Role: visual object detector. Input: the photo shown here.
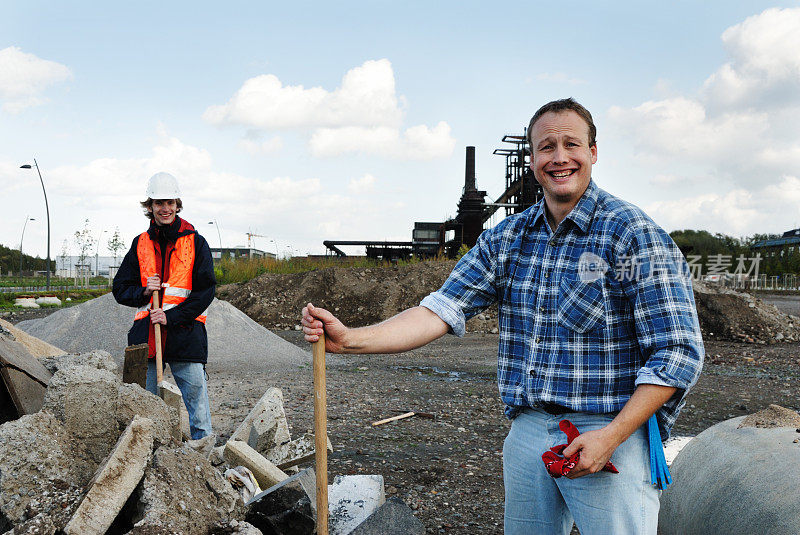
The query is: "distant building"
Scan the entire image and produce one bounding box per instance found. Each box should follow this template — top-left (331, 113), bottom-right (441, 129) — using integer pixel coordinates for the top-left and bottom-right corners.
top-left (210, 247), bottom-right (274, 263)
top-left (751, 229), bottom-right (800, 258)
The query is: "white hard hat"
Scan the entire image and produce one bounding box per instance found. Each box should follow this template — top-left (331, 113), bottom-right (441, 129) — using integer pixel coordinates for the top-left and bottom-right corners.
top-left (146, 172), bottom-right (181, 199)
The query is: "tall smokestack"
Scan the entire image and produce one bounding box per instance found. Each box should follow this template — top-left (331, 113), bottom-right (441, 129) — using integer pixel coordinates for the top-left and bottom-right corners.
top-left (464, 146), bottom-right (476, 191)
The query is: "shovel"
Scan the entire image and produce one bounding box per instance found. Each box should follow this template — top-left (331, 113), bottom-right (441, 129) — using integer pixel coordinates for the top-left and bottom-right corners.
top-left (152, 288), bottom-right (164, 384)
top-left (313, 334), bottom-right (329, 535)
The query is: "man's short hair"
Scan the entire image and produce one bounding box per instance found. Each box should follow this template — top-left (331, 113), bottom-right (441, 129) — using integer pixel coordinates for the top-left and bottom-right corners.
top-left (140, 198), bottom-right (183, 220)
top-left (527, 98), bottom-right (597, 148)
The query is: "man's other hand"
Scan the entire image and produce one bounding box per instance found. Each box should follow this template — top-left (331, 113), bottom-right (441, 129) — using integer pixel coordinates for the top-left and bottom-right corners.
top-left (561, 426), bottom-right (622, 479)
top-left (144, 275), bottom-right (162, 296)
top-left (301, 303), bottom-right (347, 353)
top-left (150, 308), bottom-right (167, 325)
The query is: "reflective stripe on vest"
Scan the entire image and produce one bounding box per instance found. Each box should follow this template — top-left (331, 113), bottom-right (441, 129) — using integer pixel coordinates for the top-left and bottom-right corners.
top-left (134, 230), bottom-right (207, 324)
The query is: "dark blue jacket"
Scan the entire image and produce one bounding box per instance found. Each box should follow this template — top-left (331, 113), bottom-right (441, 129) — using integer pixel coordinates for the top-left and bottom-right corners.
top-left (112, 217), bottom-right (216, 363)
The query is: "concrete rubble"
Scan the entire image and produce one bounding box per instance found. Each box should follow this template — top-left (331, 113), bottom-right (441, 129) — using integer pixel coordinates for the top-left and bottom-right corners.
top-left (0, 323), bottom-right (423, 533)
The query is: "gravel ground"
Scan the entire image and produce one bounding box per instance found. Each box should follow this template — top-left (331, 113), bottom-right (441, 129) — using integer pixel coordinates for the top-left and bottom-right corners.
top-left (6, 296), bottom-right (800, 533)
top-left (208, 330), bottom-right (800, 534)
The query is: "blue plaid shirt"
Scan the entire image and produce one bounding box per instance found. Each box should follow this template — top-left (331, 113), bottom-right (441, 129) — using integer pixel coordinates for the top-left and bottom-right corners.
top-left (421, 181), bottom-right (704, 438)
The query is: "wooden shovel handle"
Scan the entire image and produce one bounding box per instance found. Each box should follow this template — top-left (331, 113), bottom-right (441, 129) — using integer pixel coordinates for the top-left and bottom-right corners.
top-left (152, 289), bottom-right (163, 384)
top-left (313, 334), bottom-right (328, 535)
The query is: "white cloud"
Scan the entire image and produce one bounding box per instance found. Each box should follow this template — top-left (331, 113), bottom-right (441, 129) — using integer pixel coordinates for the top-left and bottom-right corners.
top-left (609, 5), bottom-right (800, 204)
top-left (348, 173), bottom-right (376, 193)
top-left (703, 7), bottom-right (800, 111)
top-left (309, 122), bottom-right (455, 159)
top-left (238, 136), bottom-right (284, 155)
top-left (646, 175), bottom-right (800, 235)
top-left (204, 59), bottom-right (402, 129)
top-left (536, 72), bottom-right (586, 85)
top-left (205, 59), bottom-right (453, 160)
top-left (0, 47), bottom-right (72, 113)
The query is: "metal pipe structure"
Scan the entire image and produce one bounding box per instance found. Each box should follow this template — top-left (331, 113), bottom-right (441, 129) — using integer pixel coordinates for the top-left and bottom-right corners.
top-left (95, 230), bottom-right (107, 276)
top-left (20, 160), bottom-right (51, 290)
top-left (19, 216), bottom-right (35, 277)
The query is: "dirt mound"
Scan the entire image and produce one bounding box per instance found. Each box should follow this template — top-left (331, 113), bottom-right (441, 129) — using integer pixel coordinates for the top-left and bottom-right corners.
top-left (219, 262), bottom-right (798, 345)
top-left (216, 261), bottom-right (499, 334)
top-left (693, 281), bottom-right (800, 344)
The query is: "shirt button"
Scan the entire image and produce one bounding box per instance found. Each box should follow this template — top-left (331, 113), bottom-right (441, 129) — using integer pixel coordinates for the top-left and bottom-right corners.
top-left (535, 337), bottom-right (541, 343)
top-left (539, 306), bottom-right (545, 313)
top-left (529, 369), bottom-right (536, 376)
top-left (544, 271), bottom-right (549, 278)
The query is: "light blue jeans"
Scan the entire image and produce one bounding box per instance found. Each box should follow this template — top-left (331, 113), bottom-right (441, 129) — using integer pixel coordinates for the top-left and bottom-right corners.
top-left (503, 408), bottom-right (659, 535)
top-left (147, 360), bottom-right (213, 440)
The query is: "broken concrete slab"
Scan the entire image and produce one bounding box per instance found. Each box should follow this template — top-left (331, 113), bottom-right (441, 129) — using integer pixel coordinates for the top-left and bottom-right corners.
top-left (130, 444), bottom-right (244, 534)
top-left (328, 475), bottom-right (386, 535)
top-left (0, 318), bottom-right (64, 358)
top-left (64, 415), bottom-right (154, 535)
top-left (158, 380), bottom-right (184, 442)
top-left (225, 439), bottom-right (289, 490)
top-left (231, 387), bottom-right (291, 456)
top-left (42, 365), bottom-right (126, 465)
top-left (212, 519), bottom-right (265, 534)
top-left (0, 411), bottom-right (93, 528)
top-left (245, 468), bottom-right (316, 535)
top-left (349, 497), bottom-right (425, 535)
top-left (116, 382), bottom-right (178, 447)
top-left (273, 433), bottom-right (333, 470)
top-left (123, 343), bottom-right (148, 388)
top-left (0, 334), bottom-right (52, 418)
top-left (39, 349), bottom-right (118, 376)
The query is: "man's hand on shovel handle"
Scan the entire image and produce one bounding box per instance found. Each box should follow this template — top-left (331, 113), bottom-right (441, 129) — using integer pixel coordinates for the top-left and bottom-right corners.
top-left (302, 303), bottom-right (347, 353)
top-left (150, 308), bottom-right (167, 325)
top-left (143, 275), bottom-right (162, 297)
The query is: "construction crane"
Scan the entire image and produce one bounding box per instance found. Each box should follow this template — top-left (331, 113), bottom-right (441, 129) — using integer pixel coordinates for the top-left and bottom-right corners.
top-left (246, 232), bottom-right (268, 248)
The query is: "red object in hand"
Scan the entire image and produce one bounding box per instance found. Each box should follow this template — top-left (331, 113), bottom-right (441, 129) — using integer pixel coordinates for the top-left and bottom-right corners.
top-left (541, 419), bottom-right (619, 478)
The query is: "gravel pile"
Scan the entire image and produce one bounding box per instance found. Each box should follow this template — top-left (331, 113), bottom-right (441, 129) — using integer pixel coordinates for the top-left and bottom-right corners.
top-left (16, 293), bottom-right (313, 372)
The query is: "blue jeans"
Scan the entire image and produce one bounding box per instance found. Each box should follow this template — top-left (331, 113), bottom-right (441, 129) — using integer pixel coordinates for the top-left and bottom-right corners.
top-left (147, 360), bottom-right (213, 440)
top-left (503, 408), bottom-right (659, 535)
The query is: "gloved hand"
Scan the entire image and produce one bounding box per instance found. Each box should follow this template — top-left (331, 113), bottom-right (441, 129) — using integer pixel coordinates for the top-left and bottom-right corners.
top-left (541, 419), bottom-right (619, 478)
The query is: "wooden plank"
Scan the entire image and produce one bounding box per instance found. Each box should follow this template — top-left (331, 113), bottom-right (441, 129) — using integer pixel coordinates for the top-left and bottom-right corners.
top-left (123, 343), bottom-right (148, 388)
top-left (372, 412), bottom-right (415, 427)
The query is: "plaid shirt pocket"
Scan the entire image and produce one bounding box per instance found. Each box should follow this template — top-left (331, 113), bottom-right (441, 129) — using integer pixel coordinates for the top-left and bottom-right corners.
top-left (558, 276), bottom-right (607, 333)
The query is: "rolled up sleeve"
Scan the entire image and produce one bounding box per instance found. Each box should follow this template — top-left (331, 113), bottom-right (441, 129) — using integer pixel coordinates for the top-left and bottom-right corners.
top-left (419, 230), bottom-right (499, 337)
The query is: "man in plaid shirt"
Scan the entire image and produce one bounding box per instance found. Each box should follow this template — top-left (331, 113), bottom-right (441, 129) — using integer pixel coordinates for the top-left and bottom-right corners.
top-left (302, 98), bottom-right (704, 534)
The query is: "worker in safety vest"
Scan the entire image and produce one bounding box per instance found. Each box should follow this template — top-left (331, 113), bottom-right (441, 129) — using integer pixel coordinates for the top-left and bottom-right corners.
top-left (113, 172), bottom-right (216, 440)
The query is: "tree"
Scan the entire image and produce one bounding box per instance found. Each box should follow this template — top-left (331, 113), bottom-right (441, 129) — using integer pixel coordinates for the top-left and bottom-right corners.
top-left (59, 239), bottom-right (70, 278)
top-left (74, 219), bottom-right (95, 287)
top-left (107, 227), bottom-right (125, 267)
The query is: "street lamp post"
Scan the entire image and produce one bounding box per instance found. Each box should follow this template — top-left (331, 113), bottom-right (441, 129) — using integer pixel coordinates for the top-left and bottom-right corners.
top-left (20, 159), bottom-right (51, 290)
top-left (95, 230), bottom-right (107, 277)
top-left (207, 220), bottom-right (222, 249)
top-left (19, 216), bottom-right (35, 278)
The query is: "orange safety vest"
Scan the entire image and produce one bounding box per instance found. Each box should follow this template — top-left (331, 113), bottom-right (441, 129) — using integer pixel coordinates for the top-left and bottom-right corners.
top-left (133, 231), bottom-right (208, 324)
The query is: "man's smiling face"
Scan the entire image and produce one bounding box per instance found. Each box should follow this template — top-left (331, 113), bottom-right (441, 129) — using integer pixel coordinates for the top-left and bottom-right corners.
top-left (529, 110), bottom-right (597, 211)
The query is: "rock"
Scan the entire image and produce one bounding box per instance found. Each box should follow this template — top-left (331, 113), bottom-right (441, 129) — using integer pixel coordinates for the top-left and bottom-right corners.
top-left (130, 445), bottom-right (244, 534)
top-left (39, 350), bottom-right (118, 376)
top-left (273, 433), bottom-right (332, 470)
top-left (245, 468), bottom-right (316, 535)
top-left (224, 439), bottom-right (289, 490)
top-left (231, 388), bottom-right (292, 457)
top-left (0, 318), bottom-right (63, 358)
top-left (659, 416), bottom-right (800, 535)
top-left (116, 382), bottom-right (177, 447)
top-left (0, 335), bottom-right (52, 420)
top-left (328, 475), bottom-right (386, 535)
top-left (349, 497), bottom-right (425, 535)
top-left (738, 404), bottom-right (800, 429)
top-left (64, 416), bottom-right (154, 535)
top-left (0, 412), bottom-right (93, 529)
top-left (158, 380), bottom-right (185, 442)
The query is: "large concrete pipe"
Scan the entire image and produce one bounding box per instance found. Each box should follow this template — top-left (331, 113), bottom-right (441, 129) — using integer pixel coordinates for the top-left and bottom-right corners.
top-left (659, 411), bottom-right (800, 535)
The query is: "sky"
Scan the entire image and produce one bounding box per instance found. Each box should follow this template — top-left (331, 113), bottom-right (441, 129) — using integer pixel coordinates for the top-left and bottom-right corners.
top-left (2, 1), bottom-right (800, 260)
